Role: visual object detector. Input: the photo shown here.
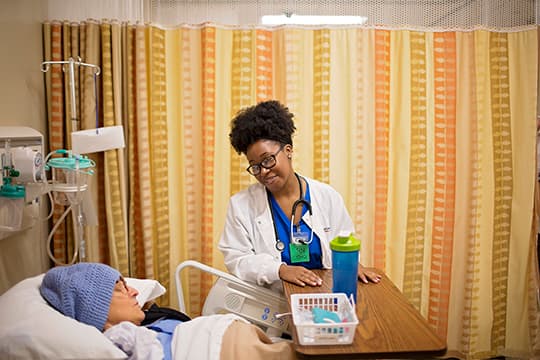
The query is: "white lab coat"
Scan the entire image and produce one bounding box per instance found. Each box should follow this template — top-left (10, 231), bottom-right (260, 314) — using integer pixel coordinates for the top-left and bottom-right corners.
top-left (218, 176), bottom-right (354, 288)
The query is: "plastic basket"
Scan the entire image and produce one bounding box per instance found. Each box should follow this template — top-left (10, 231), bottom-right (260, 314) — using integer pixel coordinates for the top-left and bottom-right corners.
top-left (290, 293), bottom-right (358, 345)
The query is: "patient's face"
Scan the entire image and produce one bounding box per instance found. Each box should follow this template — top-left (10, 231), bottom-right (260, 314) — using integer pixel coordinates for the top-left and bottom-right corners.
top-left (103, 277), bottom-right (145, 330)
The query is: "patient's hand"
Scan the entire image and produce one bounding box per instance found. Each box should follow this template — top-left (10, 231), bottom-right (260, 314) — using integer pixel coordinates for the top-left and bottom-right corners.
top-left (279, 264), bottom-right (322, 287)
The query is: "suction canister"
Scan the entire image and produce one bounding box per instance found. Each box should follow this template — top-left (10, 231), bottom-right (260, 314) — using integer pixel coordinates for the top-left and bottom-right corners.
top-left (0, 178), bottom-right (25, 231)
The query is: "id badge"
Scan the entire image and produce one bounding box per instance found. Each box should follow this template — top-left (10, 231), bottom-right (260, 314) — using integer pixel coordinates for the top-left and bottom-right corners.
top-left (292, 231), bottom-right (309, 245)
top-left (290, 242), bottom-right (310, 263)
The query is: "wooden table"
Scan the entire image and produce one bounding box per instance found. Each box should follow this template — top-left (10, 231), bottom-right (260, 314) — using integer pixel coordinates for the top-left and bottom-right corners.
top-left (282, 269), bottom-right (447, 359)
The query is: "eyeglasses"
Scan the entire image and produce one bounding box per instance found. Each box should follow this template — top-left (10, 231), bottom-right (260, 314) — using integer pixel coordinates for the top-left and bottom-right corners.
top-left (246, 146), bottom-right (284, 176)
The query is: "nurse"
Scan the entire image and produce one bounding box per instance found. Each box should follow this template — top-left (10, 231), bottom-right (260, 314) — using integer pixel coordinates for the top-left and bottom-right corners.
top-left (218, 100), bottom-right (381, 291)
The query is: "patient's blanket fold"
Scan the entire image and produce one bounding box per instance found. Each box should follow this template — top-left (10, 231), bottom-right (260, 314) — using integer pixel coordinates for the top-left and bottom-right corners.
top-left (171, 314), bottom-right (247, 360)
top-left (104, 321), bottom-right (164, 360)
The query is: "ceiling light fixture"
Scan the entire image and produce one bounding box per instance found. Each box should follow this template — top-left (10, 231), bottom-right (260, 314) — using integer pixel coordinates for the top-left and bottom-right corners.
top-left (261, 14), bottom-right (368, 25)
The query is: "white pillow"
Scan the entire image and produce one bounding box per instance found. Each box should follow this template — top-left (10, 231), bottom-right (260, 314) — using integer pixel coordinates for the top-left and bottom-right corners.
top-left (126, 276), bottom-right (166, 307)
top-left (0, 273), bottom-right (166, 360)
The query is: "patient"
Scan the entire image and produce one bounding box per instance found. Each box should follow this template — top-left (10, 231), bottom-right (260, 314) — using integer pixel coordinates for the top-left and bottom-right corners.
top-left (39, 262), bottom-right (296, 360)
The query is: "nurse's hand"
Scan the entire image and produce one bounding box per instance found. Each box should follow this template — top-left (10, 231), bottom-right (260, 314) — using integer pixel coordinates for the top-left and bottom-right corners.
top-left (357, 265), bottom-right (381, 284)
top-left (279, 264), bottom-right (323, 287)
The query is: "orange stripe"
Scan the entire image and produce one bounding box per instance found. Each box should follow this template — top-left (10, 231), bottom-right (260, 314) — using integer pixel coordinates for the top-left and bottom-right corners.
top-left (48, 21), bottom-right (68, 263)
top-left (96, 155), bottom-right (109, 264)
top-left (128, 25), bottom-right (146, 277)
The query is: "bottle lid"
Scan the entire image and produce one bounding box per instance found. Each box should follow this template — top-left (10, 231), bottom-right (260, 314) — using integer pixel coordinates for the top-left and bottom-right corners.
top-left (47, 156), bottom-right (95, 170)
top-left (330, 232), bottom-right (360, 252)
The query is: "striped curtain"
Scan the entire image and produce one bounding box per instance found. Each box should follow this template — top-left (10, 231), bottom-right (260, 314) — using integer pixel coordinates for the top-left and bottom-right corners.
top-left (42, 20), bottom-right (171, 305)
top-left (43, 21), bottom-right (539, 358)
top-left (43, 21), bottom-right (104, 266)
top-left (165, 25), bottom-right (539, 359)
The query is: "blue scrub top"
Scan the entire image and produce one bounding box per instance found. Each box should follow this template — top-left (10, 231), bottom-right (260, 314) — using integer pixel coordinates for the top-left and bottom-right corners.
top-left (269, 182), bottom-right (323, 269)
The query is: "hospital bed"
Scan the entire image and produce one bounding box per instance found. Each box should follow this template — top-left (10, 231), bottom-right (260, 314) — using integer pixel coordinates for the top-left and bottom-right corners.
top-left (175, 260), bottom-right (291, 337)
top-left (0, 260), bottom-right (291, 359)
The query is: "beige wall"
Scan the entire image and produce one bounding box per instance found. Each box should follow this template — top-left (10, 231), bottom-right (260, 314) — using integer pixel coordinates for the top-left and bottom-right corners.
top-left (0, 0), bottom-right (49, 294)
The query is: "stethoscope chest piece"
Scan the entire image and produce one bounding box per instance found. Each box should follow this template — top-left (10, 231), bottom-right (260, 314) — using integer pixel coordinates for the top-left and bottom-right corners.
top-left (275, 240), bottom-right (286, 252)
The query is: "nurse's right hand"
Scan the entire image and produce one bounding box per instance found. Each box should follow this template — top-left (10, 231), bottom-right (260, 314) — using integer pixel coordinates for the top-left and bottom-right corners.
top-left (278, 264), bottom-right (323, 287)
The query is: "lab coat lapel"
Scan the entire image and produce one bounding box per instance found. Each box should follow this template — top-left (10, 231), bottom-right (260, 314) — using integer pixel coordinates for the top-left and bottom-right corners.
top-left (250, 184), bottom-right (279, 255)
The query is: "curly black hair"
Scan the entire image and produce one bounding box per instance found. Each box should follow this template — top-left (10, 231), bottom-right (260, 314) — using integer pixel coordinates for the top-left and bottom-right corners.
top-left (229, 100), bottom-right (296, 155)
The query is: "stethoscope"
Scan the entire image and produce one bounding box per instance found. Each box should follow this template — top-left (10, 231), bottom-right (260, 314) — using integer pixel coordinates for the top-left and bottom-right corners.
top-left (267, 173), bottom-right (314, 252)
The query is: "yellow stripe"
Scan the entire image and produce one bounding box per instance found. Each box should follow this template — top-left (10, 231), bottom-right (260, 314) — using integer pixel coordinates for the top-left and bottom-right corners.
top-left (230, 29), bottom-right (256, 195)
top-left (489, 31), bottom-right (511, 350)
top-left (180, 27), bottom-right (205, 315)
top-left (150, 26), bottom-right (170, 305)
top-left (101, 22), bottom-right (128, 274)
top-left (506, 29), bottom-right (539, 353)
top-left (473, 29), bottom-right (495, 354)
top-left (313, 28), bottom-right (331, 183)
top-left (353, 29), bottom-right (376, 265)
top-left (403, 31), bottom-right (428, 309)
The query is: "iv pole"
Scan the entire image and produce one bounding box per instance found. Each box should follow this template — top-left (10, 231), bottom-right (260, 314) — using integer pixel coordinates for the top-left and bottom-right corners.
top-left (41, 58), bottom-right (101, 132)
top-left (40, 57), bottom-right (100, 263)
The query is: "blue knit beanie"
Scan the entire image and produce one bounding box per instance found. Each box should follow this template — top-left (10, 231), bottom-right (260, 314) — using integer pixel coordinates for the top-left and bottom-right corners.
top-left (39, 263), bottom-right (120, 331)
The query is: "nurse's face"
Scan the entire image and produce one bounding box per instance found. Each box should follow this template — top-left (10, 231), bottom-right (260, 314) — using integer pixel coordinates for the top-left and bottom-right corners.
top-left (246, 139), bottom-right (293, 194)
top-left (103, 277), bottom-right (145, 331)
